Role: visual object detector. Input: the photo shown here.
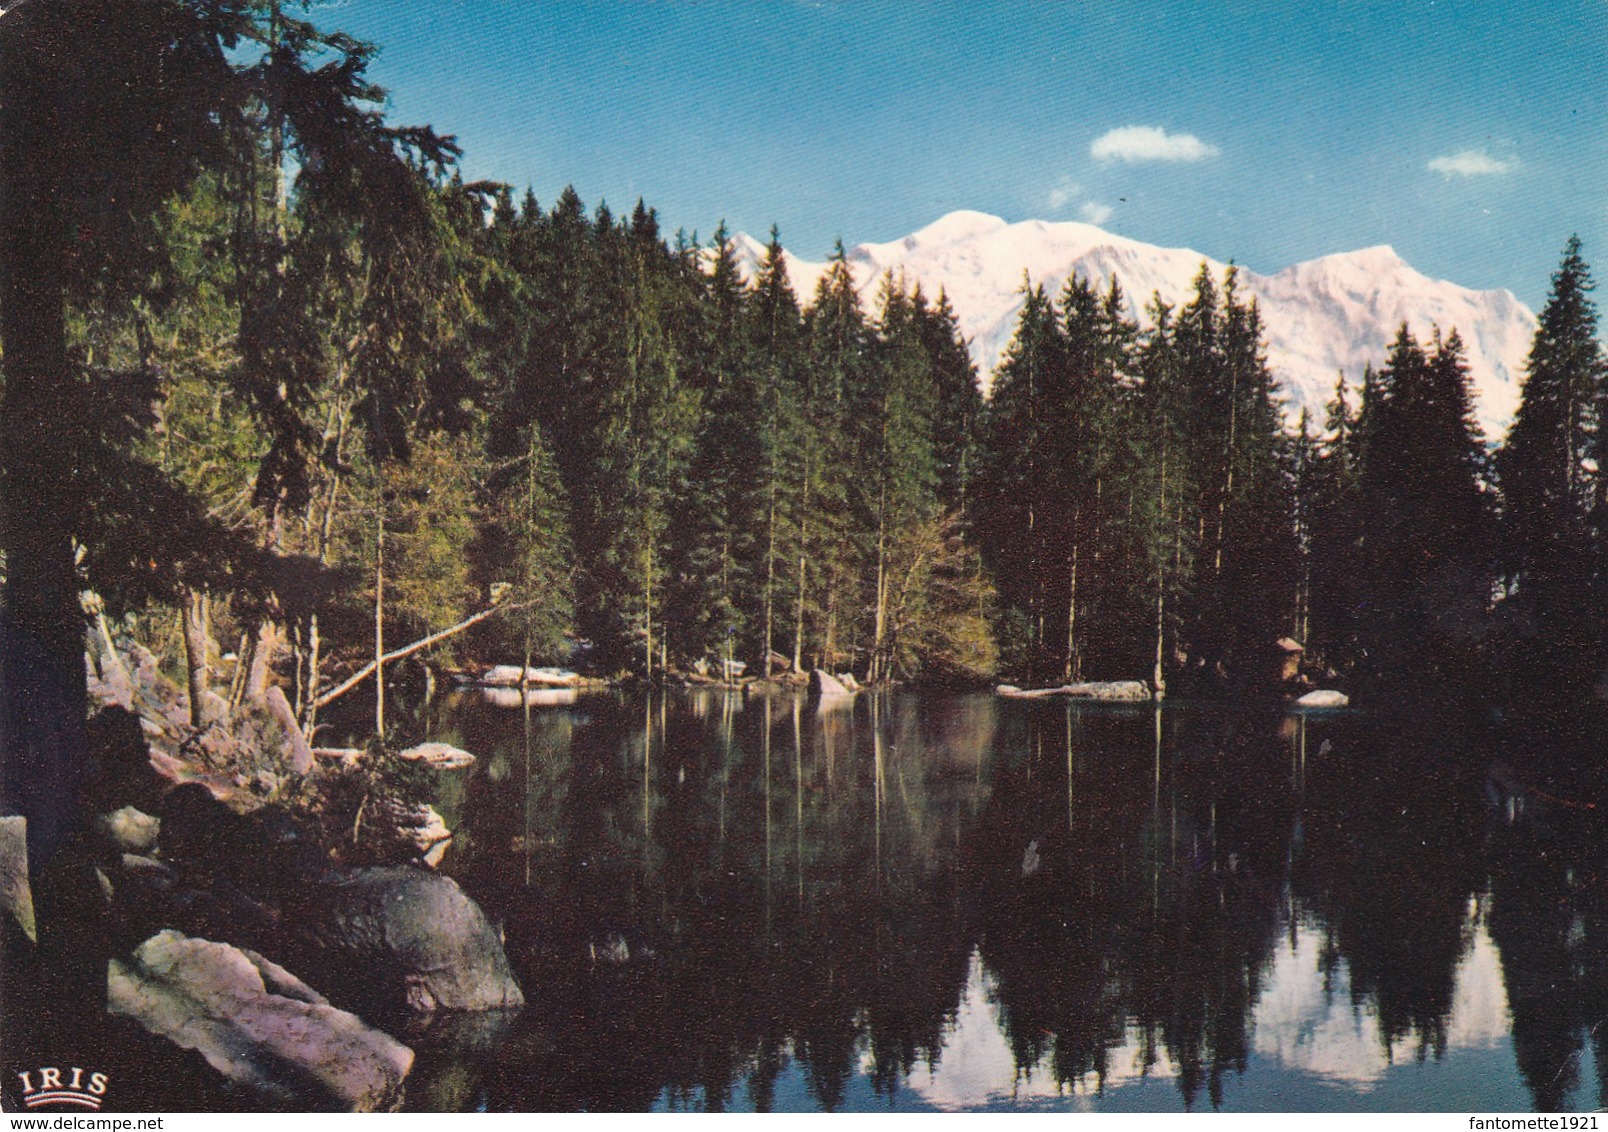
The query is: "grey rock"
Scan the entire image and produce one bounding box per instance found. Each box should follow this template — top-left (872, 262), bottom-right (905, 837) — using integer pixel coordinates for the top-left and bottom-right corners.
top-left (107, 929), bottom-right (413, 1111)
top-left (0, 816), bottom-right (36, 942)
top-left (809, 669), bottom-right (855, 703)
top-left (397, 742), bottom-right (476, 771)
top-left (289, 867), bottom-right (523, 1016)
top-left (97, 806), bottom-right (161, 855)
top-left (1294, 689), bottom-right (1350, 708)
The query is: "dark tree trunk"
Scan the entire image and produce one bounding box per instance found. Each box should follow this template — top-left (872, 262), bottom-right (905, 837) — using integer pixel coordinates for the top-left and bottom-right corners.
top-left (0, 3), bottom-right (107, 1051)
top-left (1, 5), bottom-right (92, 879)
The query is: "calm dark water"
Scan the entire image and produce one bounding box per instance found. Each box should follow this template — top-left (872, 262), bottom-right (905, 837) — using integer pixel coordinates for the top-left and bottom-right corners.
top-left (404, 688), bottom-right (1608, 1112)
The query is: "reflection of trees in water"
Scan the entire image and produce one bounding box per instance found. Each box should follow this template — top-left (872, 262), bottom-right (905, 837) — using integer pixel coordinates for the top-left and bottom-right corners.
top-left (431, 692), bottom-right (1608, 1112)
top-left (447, 690), bottom-right (992, 1110)
top-left (974, 705), bottom-right (1289, 1109)
top-left (1485, 783), bottom-right (1608, 1111)
top-left (1288, 714), bottom-right (1486, 1061)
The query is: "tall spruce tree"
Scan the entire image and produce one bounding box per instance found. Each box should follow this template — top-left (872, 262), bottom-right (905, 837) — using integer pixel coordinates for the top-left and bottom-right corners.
top-left (1356, 325), bottom-right (1494, 696)
top-left (672, 223), bottom-right (756, 668)
top-left (977, 280), bottom-right (1059, 679)
top-left (797, 243), bottom-right (865, 670)
top-left (923, 289), bottom-right (983, 520)
top-left (859, 275), bottom-right (940, 682)
top-left (1132, 297), bottom-right (1193, 695)
top-left (1045, 274), bottom-right (1125, 680)
top-left (1307, 373), bottom-right (1364, 676)
top-left (1496, 237), bottom-right (1606, 702)
top-left (745, 229), bottom-right (808, 673)
top-left (1211, 281), bottom-right (1299, 688)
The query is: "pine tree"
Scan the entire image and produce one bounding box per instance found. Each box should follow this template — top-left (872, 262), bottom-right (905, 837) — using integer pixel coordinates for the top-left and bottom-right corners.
top-left (672, 224), bottom-right (756, 669)
top-left (1356, 325), bottom-right (1494, 696)
top-left (1045, 274), bottom-right (1124, 680)
top-left (923, 289), bottom-right (983, 519)
top-left (1212, 282), bottom-right (1299, 687)
top-left (474, 423), bottom-right (574, 670)
top-left (1307, 373), bottom-right (1364, 675)
top-left (1132, 297), bottom-right (1194, 695)
top-left (0, 0), bottom-right (464, 1030)
top-left (1290, 408), bottom-right (1321, 653)
top-left (1496, 237), bottom-right (1606, 701)
top-left (745, 228), bottom-right (808, 674)
top-left (859, 274), bottom-right (940, 682)
top-left (976, 279), bottom-right (1059, 680)
top-left (796, 242), bottom-right (866, 670)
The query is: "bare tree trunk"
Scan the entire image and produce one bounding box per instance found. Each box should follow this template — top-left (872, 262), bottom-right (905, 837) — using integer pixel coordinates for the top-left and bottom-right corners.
top-left (1064, 541), bottom-right (1079, 684)
top-left (182, 590), bottom-right (212, 729)
top-left (793, 545), bottom-right (808, 674)
top-left (228, 631), bottom-right (251, 711)
top-left (1154, 448), bottom-right (1169, 699)
top-left (315, 601), bottom-right (528, 710)
top-left (245, 493), bottom-right (285, 702)
top-left (303, 615), bottom-right (322, 734)
top-left (374, 495), bottom-right (385, 739)
top-left (793, 454), bottom-right (811, 673)
top-left (245, 619), bottom-right (279, 703)
top-left (871, 487), bottom-right (888, 684)
top-left (824, 585), bottom-right (839, 674)
top-left (762, 484), bottom-right (777, 674)
top-left (643, 544), bottom-right (654, 681)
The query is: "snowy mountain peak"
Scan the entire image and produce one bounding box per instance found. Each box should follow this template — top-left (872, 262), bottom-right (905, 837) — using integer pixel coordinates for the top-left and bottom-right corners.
top-left (730, 230), bottom-right (772, 262)
top-left (736, 217), bottom-right (1535, 439)
top-left (856, 210), bottom-right (1009, 258)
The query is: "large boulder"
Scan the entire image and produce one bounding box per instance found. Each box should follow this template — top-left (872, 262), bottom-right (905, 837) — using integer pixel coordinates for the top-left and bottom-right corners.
top-left (0, 816), bottom-right (36, 942)
top-left (286, 868), bottom-right (523, 1016)
top-left (809, 669), bottom-right (855, 703)
top-left (107, 929), bottom-right (413, 1111)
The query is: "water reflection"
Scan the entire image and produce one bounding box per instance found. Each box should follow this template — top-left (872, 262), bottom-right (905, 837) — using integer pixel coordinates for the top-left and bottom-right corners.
top-left (421, 690), bottom-right (1608, 1112)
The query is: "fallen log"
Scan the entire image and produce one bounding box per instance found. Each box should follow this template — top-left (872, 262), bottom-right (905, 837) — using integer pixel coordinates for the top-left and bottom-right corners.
top-left (314, 601), bottom-right (532, 710)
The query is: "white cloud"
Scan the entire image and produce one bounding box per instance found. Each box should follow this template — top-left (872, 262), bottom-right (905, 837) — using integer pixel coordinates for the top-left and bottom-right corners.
top-left (1079, 201), bottom-right (1114, 226)
top-left (1427, 149), bottom-right (1520, 177)
top-left (1046, 176), bottom-right (1080, 212)
top-left (1090, 125), bottom-right (1220, 164)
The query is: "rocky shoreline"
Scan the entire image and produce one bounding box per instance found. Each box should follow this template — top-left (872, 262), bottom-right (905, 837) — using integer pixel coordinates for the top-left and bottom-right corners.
top-left (1, 639), bottom-right (523, 1112)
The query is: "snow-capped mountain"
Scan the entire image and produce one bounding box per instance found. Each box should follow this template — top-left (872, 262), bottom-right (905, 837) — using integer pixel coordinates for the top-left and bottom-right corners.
top-left (735, 211), bottom-right (1537, 440)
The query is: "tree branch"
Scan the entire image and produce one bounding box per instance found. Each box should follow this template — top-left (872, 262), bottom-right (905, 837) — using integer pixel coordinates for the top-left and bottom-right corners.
top-left (312, 600), bottom-right (531, 709)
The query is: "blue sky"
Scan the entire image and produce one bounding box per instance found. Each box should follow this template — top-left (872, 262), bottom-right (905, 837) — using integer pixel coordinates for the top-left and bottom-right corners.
top-left (328, 1), bottom-right (1606, 310)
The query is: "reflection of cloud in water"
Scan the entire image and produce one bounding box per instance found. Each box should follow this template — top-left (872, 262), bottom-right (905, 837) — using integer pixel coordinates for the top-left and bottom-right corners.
top-left (900, 951), bottom-right (1175, 1109)
top-left (900, 899), bottom-right (1509, 1108)
top-left (1250, 899), bottom-right (1509, 1087)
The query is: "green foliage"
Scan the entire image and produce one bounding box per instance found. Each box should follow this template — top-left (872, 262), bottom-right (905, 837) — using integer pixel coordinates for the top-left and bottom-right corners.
top-left (32, 0), bottom-right (1608, 734)
top-left (975, 263), bottom-right (1295, 691)
top-left (1495, 237), bottom-right (1608, 704)
top-left (1353, 326), bottom-right (1496, 696)
top-left (475, 425), bottom-right (575, 663)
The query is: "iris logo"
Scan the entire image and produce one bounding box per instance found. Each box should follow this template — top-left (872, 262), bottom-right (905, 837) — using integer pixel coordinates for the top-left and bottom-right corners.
top-left (15, 1067), bottom-right (109, 1109)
